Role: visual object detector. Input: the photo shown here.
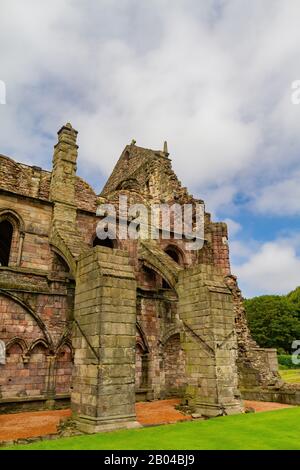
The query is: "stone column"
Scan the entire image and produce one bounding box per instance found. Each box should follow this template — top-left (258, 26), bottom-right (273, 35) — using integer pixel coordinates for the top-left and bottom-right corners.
top-left (49, 123), bottom-right (78, 233)
top-left (45, 355), bottom-right (56, 409)
top-left (177, 264), bottom-right (243, 417)
top-left (71, 246), bottom-right (140, 433)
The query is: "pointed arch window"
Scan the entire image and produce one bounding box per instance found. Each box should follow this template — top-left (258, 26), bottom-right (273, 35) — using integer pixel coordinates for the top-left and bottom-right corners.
top-left (0, 220), bottom-right (13, 266)
top-left (0, 210), bottom-right (25, 267)
top-left (164, 245), bottom-right (184, 266)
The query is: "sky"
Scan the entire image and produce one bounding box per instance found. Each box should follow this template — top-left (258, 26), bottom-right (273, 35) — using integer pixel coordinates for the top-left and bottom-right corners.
top-left (1, 0), bottom-right (300, 297)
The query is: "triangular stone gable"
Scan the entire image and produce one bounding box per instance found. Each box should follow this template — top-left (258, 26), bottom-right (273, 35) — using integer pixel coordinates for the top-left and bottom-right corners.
top-left (101, 144), bottom-right (199, 205)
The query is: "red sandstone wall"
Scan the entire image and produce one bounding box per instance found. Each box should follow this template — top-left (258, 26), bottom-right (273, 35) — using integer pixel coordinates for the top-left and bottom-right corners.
top-left (0, 185), bottom-right (74, 405)
top-left (211, 222), bottom-right (231, 274)
top-left (0, 293), bottom-right (72, 401)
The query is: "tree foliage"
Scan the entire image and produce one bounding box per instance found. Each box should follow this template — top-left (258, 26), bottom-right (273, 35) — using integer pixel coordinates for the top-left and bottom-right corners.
top-left (287, 286), bottom-right (300, 315)
top-left (244, 293), bottom-right (300, 353)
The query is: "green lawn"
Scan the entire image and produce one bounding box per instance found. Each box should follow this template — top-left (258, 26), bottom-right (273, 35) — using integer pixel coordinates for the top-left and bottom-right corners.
top-left (3, 407), bottom-right (300, 450)
top-left (280, 369), bottom-right (300, 383)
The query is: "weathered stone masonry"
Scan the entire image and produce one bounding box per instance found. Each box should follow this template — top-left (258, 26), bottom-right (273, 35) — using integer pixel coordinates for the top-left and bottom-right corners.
top-left (0, 122), bottom-right (283, 429)
top-left (72, 248), bottom-right (138, 432)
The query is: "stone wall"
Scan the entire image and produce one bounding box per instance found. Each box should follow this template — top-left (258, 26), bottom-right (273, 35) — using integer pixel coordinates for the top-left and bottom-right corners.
top-left (72, 246), bottom-right (139, 433)
top-left (163, 333), bottom-right (186, 397)
top-left (178, 264), bottom-right (243, 417)
top-left (0, 291), bottom-right (73, 406)
top-left (0, 153), bottom-right (75, 410)
top-left (224, 275), bottom-right (280, 388)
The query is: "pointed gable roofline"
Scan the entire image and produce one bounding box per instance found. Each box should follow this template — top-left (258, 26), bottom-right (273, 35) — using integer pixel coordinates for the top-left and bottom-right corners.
top-left (101, 142), bottom-right (170, 197)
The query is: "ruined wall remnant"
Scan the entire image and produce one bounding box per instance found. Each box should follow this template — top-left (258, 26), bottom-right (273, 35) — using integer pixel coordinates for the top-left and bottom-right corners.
top-left (0, 123), bottom-right (289, 425)
top-left (72, 247), bottom-right (139, 433)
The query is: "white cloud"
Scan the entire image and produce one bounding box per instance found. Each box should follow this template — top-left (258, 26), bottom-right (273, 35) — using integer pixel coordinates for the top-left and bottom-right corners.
top-left (223, 218), bottom-right (241, 238)
top-left (1, 0), bottom-right (300, 206)
top-left (230, 240), bottom-right (256, 263)
top-left (2, 1), bottom-right (300, 298)
top-left (232, 236), bottom-right (300, 297)
top-left (252, 172), bottom-right (300, 216)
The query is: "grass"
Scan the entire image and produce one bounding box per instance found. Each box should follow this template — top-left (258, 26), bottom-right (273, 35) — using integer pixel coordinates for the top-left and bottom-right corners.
top-left (3, 407), bottom-right (300, 450)
top-left (280, 369), bottom-right (300, 383)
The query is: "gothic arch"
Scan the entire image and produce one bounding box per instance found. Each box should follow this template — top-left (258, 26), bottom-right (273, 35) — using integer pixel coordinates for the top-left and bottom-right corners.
top-left (116, 178), bottom-right (139, 191)
top-left (162, 331), bottom-right (187, 397)
top-left (50, 246), bottom-right (72, 275)
top-left (6, 337), bottom-right (28, 354)
top-left (164, 244), bottom-right (185, 266)
top-left (93, 236), bottom-right (117, 249)
top-left (136, 322), bottom-right (150, 353)
top-left (135, 322), bottom-right (150, 391)
top-left (56, 336), bottom-right (74, 360)
top-left (160, 326), bottom-right (183, 347)
top-left (49, 231), bottom-right (77, 277)
top-left (0, 209), bottom-right (25, 233)
top-left (54, 339), bottom-right (73, 395)
top-left (28, 338), bottom-right (50, 354)
top-left (138, 240), bottom-right (182, 291)
top-left (0, 209), bottom-right (25, 266)
top-left (0, 289), bottom-right (53, 350)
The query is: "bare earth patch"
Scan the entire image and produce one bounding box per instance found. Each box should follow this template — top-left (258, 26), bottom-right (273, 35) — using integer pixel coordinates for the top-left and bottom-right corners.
top-left (136, 398), bottom-right (192, 426)
top-left (244, 400), bottom-right (294, 412)
top-left (0, 399), bottom-right (294, 442)
top-left (0, 409), bottom-right (71, 442)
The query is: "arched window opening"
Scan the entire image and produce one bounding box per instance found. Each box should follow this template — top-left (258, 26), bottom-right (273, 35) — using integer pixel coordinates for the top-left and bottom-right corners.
top-left (165, 248), bottom-right (179, 263)
top-left (162, 278), bottom-right (171, 289)
top-left (52, 251), bottom-right (70, 274)
top-left (93, 237), bottom-right (115, 249)
top-left (164, 245), bottom-right (183, 265)
top-left (0, 220), bottom-right (13, 266)
top-left (142, 265), bottom-right (157, 288)
top-left (163, 333), bottom-right (187, 398)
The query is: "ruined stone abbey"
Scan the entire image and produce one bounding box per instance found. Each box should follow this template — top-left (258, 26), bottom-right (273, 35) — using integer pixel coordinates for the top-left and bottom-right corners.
top-left (0, 123), bottom-right (280, 432)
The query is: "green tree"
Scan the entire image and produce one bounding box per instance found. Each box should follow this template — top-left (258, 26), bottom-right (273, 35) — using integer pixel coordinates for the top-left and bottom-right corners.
top-left (244, 295), bottom-right (300, 353)
top-left (287, 286), bottom-right (300, 316)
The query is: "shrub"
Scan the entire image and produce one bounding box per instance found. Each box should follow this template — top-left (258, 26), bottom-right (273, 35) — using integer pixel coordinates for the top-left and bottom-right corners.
top-left (277, 354), bottom-right (300, 369)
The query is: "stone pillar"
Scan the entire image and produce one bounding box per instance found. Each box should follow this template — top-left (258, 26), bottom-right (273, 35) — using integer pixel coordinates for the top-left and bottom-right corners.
top-left (49, 123), bottom-right (78, 226)
top-left (178, 265), bottom-right (243, 417)
top-left (45, 355), bottom-right (56, 409)
top-left (71, 246), bottom-right (140, 433)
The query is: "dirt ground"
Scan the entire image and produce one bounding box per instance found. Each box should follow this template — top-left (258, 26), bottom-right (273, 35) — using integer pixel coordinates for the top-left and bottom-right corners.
top-left (244, 400), bottom-right (293, 412)
top-left (0, 399), bottom-right (294, 442)
top-left (136, 398), bottom-right (191, 425)
top-left (0, 409), bottom-right (71, 442)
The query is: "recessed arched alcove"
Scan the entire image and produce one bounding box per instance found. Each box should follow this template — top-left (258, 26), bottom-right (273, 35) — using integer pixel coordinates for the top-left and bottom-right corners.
top-left (93, 237), bottom-right (115, 249)
top-left (0, 220), bottom-right (13, 266)
top-left (164, 245), bottom-right (184, 266)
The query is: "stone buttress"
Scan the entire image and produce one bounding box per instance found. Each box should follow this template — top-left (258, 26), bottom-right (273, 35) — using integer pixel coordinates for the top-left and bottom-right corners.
top-left (71, 247), bottom-right (140, 432)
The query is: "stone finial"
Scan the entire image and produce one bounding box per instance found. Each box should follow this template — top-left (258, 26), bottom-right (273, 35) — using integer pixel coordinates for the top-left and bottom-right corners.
top-left (57, 123), bottom-right (78, 145)
top-left (163, 141), bottom-right (169, 156)
top-left (131, 139), bottom-right (136, 145)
